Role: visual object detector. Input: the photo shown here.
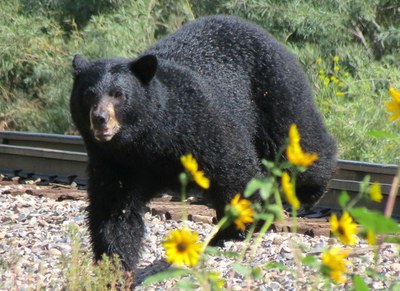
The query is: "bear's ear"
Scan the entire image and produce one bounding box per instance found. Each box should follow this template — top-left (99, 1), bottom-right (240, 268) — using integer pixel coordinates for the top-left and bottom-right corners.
top-left (72, 54), bottom-right (89, 76)
top-left (130, 55), bottom-right (158, 84)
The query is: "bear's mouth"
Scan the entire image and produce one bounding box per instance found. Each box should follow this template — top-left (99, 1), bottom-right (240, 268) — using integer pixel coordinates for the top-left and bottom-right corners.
top-left (93, 126), bottom-right (119, 142)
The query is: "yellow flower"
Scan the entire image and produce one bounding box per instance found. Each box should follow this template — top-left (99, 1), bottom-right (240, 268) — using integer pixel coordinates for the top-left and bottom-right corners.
top-left (192, 170), bottom-right (210, 189)
top-left (385, 87), bottom-right (400, 122)
top-left (286, 124), bottom-right (318, 167)
top-left (316, 57), bottom-right (322, 64)
top-left (321, 247), bottom-right (350, 284)
top-left (336, 91), bottom-right (345, 97)
top-left (370, 182), bottom-right (383, 203)
top-left (330, 212), bottom-right (359, 245)
top-left (333, 55), bottom-right (340, 62)
top-left (163, 228), bottom-right (202, 267)
top-left (180, 154), bottom-right (210, 189)
top-left (334, 65), bottom-right (340, 72)
top-left (181, 153), bottom-right (198, 174)
top-left (366, 230), bottom-right (377, 245)
top-left (227, 194), bottom-right (255, 231)
top-left (281, 171), bottom-right (300, 210)
top-left (208, 271), bottom-right (225, 289)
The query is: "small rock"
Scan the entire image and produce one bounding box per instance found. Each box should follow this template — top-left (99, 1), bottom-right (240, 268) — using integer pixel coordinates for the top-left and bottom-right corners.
top-left (372, 281), bottom-right (384, 289)
top-left (390, 263), bottom-right (400, 272)
top-left (48, 248), bottom-right (62, 256)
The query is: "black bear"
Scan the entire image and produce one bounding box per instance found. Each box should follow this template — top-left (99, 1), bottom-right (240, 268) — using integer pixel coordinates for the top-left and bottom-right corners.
top-left (70, 15), bottom-right (336, 271)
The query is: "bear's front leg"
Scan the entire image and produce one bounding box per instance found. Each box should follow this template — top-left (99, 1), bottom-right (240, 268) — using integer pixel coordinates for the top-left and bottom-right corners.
top-left (88, 199), bottom-right (145, 270)
top-left (86, 165), bottom-right (146, 271)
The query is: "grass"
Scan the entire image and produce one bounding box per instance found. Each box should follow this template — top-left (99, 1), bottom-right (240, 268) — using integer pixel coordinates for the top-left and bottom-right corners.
top-left (61, 224), bottom-right (133, 291)
top-left (1, 0), bottom-right (399, 164)
top-left (292, 44), bottom-right (400, 164)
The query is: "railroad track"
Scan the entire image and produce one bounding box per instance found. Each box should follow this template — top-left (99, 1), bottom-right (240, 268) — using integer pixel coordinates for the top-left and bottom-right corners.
top-left (1, 130), bottom-right (399, 217)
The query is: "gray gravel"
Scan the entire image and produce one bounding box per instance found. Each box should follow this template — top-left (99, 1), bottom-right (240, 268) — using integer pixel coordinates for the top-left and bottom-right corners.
top-left (1, 189), bottom-right (399, 290)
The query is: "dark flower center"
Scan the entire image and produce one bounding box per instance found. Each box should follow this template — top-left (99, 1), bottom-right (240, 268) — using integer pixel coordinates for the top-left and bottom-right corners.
top-left (177, 242), bottom-right (187, 252)
top-left (338, 225), bottom-right (345, 235)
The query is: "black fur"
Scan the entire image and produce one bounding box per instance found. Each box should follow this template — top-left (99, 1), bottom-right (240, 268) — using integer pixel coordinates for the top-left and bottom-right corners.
top-left (70, 15), bottom-right (336, 271)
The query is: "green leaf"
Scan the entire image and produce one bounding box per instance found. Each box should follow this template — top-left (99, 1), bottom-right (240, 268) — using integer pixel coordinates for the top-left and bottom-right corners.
top-left (176, 277), bottom-right (197, 290)
top-left (219, 251), bottom-right (240, 258)
top-left (302, 255), bottom-right (319, 268)
top-left (251, 266), bottom-right (263, 279)
top-left (244, 178), bottom-right (265, 197)
top-left (255, 213), bottom-right (275, 221)
top-left (244, 177), bottom-right (274, 200)
top-left (384, 236), bottom-right (400, 244)
top-left (359, 175), bottom-right (371, 196)
top-left (368, 130), bottom-right (398, 140)
top-left (204, 246), bottom-right (220, 255)
top-left (350, 207), bottom-right (400, 234)
top-left (271, 167), bottom-right (283, 176)
top-left (279, 161), bottom-right (292, 170)
top-left (266, 205), bottom-right (283, 218)
top-left (262, 160), bottom-right (275, 170)
top-left (353, 275), bottom-right (369, 291)
top-left (338, 191), bottom-right (350, 209)
top-left (231, 263), bottom-right (252, 276)
top-left (259, 181), bottom-right (274, 200)
top-left (143, 268), bottom-right (191, 286)
top-left (205, 245), bottom-right (240, 258)
top-left (265, 261), bottom-right (288, 271)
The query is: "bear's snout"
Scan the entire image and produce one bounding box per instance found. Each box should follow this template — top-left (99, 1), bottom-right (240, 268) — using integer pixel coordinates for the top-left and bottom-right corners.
top-left (91, 109), bottom-right (109, 128)
top-left (90, 99), bottom-right (120, 142)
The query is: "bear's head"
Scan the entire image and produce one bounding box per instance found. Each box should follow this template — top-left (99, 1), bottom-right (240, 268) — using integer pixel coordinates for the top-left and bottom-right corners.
top-left (70, 54), bottom-right (158, 142)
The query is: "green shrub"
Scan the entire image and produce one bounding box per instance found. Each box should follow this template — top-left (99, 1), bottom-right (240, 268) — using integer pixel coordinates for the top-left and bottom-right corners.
top-left (0, 0), bottom-right (399, 163)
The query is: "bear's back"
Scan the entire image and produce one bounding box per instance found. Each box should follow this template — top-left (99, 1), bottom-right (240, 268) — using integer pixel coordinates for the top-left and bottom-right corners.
top-left (145, 16), bottom-right (282, 76)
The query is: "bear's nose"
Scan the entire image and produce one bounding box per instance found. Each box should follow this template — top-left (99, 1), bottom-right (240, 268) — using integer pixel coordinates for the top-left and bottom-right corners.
top-left (91, 111), bottom-right (109, 128)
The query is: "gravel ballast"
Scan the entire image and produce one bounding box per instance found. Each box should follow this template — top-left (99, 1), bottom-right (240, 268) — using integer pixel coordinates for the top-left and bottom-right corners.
top-left (1, 187), bottom-right (399, 290)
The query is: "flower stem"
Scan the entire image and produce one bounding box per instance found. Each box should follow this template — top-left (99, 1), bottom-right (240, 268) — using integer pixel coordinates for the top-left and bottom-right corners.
top-left (238, 222), bottom-right (257, 261)
top-left (179, 172), bottom-right (189, 222)
top-left (202, 216), bottom-right (229, 251)
top-left (249, 214), bottom-right (274, 259)
top-left (385, 168), bottom-right (400, 218)
top-left (291, 207), bottom-right (297, 234)
top-left (192, 269), bottom-right (210, 291)
top-left (273, 187), bottom-right (284, 219)
top-left (291, 171), bottom-right (298, 233)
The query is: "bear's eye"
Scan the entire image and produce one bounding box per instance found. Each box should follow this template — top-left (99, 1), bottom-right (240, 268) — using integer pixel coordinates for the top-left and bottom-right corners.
top-left (113, 91), bottom-right (124, 99)
top-left (83, 90), bottom-right (96, 103)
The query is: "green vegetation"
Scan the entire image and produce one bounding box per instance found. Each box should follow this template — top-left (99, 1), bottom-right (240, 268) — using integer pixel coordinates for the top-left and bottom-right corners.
top-left (62, 224), bottom-right (133, 290)
top-left (60, 149), bottom-right (400, 290)
top-left (1, 0), bottom-right (399, 163)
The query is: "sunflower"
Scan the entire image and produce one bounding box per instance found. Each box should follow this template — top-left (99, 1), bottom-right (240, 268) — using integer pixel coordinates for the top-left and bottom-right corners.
top-left (369, 182), bottom-right (383, 203)
top-left (180, 153), bottom-right (199, 174)
top-left (366, 230), bottom-right (377, 246)
top-left (281, 171), bottom-right (300, 210)
top-left (180, 153), bottom-right (210, 189)
top-left (286, 124), bottom-right (318, 167)
top-left (321, 247), bottom-right (350, 284)
top-left (163, 228), bottom-right (202, 267)
top-left (385, 87), bottom-right (400, 122)
top-left (226, 194), bottom-right (255, 231)
top-left (330, 212), bottom-right (359, 246)
top-left (192, 170), bottom-right (210, 189)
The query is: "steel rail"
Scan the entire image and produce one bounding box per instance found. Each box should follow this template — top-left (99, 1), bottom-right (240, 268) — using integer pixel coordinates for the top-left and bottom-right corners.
top-left (0, 131), bottom-right (399, 217)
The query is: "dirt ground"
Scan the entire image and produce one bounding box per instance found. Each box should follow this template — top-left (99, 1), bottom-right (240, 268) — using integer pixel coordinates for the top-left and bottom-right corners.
top-left (0, 175), bottom-right (332, 238)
